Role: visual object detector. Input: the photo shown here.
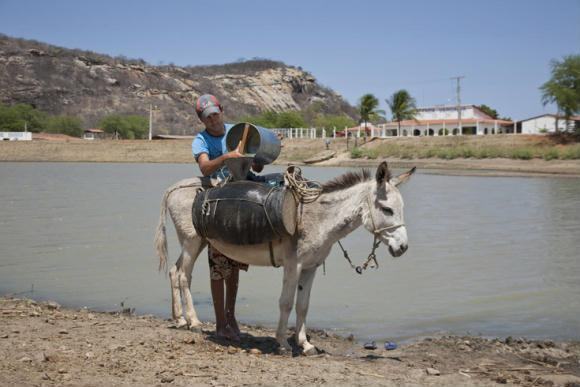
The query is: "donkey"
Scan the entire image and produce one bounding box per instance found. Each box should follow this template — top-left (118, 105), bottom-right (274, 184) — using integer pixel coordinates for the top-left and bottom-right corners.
top-left (155, 162), bottom-right (415, 355)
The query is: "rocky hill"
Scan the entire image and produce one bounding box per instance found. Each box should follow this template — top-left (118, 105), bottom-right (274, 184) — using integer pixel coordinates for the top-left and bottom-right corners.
top-left (0, 34), bottom-right (356, 134)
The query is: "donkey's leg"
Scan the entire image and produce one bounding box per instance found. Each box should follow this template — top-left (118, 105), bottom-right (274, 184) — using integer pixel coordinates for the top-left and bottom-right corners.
top-left (276, 259), bottom-right (302, 351)
top-left (169, 255), bottom-right (186, 327)
top-left (178, 237), bottom-right (206, 329)
top-left (295, 267), bottom-right (317, 355)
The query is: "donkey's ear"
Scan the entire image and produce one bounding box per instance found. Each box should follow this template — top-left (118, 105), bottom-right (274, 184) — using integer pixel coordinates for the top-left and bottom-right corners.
top-left (375, 161), bottom-right (391, 184)
top-left (390, 166), bottom-right (416, 187)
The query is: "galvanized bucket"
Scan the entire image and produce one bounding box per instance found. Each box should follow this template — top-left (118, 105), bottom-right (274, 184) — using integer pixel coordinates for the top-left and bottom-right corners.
top-left (225, 123), bottom-right (281, 165)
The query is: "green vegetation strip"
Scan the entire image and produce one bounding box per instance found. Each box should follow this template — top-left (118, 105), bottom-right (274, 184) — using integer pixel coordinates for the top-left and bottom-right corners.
top-left (350, 143), bottom-right (580, 160)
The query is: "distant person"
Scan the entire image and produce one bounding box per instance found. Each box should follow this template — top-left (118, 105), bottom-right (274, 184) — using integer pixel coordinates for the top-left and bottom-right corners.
top-left (191, 94), bottom-right (251, 341)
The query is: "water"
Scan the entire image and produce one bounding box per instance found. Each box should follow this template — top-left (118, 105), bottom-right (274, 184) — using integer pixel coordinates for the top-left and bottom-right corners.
top-left (1, 162), bottom-right (579, 343)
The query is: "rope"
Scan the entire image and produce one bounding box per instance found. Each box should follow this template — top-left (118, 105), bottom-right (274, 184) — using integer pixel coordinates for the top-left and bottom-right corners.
top-left (284, 166), bottom-right (323, 204)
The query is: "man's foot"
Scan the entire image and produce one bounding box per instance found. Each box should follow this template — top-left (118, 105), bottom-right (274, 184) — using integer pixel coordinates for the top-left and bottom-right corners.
top-left (215, 324), bottom-right (240, 342)
top-left (226, 315), bottom-right (241, 336)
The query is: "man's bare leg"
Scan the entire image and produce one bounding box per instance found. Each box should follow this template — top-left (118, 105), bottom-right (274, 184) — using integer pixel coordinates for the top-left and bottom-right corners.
top-left (210, 278), bottom-right (237, 340)
top-left (225, 268), bottom-right (241, 338)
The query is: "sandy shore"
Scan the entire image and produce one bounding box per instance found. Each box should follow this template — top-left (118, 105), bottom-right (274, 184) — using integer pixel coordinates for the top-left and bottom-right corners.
top-left (1, 137), bottom-right (580, 177)
top-left (1, 297), bottom-right (579, 386)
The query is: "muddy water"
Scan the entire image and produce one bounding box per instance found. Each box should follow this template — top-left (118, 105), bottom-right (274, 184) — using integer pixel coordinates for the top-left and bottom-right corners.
top-left (1, 162), bottom-right (579, 342)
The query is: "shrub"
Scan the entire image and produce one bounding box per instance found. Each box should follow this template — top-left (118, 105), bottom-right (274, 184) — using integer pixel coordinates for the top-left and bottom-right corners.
top-left (511, 148), bottom-right (533, 160)
top-left (560, 145), bottom-right (580, 159)
top-left (350, 147), bottom-right (363, 159)
top-left (363, 149), bottom-right (378, 159)
top-left (542, 149), bottom-right (560, 161)
top-left (476, 147), bottom-right (503, 159)
top-left (460, 148), bottom-right (475, 158)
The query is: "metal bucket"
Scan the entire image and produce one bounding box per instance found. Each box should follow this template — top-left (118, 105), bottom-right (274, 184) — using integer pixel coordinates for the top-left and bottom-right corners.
top-left (225, 123), bottom-right (281, 165)
top-left (224, 157), bottom-right (254, 181)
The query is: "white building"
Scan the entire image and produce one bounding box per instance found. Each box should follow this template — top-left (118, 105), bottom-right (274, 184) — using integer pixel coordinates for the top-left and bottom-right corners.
top-left (0, 132), bottom-right (32, 141)
top-left (376, 105), bottom-right (515, 137)
top-left (519, 114), bottom-right (579, 134)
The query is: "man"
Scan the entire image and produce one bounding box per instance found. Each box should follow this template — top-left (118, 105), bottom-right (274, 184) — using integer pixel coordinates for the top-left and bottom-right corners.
top-left (191, 94), bottom-right (248, 341)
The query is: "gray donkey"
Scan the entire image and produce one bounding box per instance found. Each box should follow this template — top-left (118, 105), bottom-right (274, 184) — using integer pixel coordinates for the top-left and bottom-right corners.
top-left (155, 162), bottom-right (414, 355)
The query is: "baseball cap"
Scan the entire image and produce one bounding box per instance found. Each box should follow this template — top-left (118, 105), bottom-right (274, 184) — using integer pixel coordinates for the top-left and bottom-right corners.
top-left (195, 94), bottom-right (222, 119)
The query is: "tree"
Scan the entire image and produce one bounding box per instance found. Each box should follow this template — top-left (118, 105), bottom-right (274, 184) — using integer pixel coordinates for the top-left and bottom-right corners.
top-left (239, 110), bottom-right (305, 129)
top-left (358, 94), bottom-right (385, 140)
top-left (0, 103), bottom-right (46, 132)
top-left (476, 104), bottom-right (511, 122)
top-left (45, 115), bottom-right (83, 137)
top-left (313, 114), bottom-right (356, 132)
top-left (540, 54), bottom-right (580, 132)
top-left (476, 104), bottom-right (499, 119)
top-left (275, 111), bottom-right (306, 128)
top-left (386, 90), bottom-right (417, 137)
top-left (99, 115), bottom-right (148, 139)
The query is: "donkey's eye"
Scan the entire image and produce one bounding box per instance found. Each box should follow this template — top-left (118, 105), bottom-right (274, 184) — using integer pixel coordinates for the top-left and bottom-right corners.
top-left (382, 207), bottom-right (394, 216)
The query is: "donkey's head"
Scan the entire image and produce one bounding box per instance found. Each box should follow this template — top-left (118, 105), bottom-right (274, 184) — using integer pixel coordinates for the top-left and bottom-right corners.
top-left (362, 162), bottom-right (415, 258)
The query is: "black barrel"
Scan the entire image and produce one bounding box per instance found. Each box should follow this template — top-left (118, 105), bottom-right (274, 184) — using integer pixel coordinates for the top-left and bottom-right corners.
top-left (192, 181), bottom-right (297, 245)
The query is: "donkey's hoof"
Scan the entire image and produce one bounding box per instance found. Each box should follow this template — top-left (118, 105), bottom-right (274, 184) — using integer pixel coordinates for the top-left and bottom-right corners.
top-left (275, 341), bottom-right (292, 355)
top-left (187, 318), bottom-right (202, 329)
top-left (302, 345), bottom-right (318, 356)
top-left (175, 317), bottom-right (188, 329)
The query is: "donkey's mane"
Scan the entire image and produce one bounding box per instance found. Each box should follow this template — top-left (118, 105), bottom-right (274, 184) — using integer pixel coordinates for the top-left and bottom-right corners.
top-left (321, 169), bottom-right (372, 193)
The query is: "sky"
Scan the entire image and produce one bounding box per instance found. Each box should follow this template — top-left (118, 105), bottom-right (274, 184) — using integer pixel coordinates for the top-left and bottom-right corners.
top-left (0, 0), bottom-right (578, 120)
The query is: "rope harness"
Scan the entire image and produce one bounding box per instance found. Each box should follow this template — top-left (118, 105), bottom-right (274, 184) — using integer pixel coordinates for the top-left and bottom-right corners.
top-left (337, 193), bottom-right (405, 275)
top-left (283, 166), bottom-right (322, 204)
top-left (281, 166), bottom-right (406, 275)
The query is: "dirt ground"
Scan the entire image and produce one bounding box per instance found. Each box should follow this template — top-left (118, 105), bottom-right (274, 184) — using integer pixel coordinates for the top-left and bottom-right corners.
top-left (1, 135), bottom-right (580, 177)
top-left (1, 297), bottom-right (579, 386)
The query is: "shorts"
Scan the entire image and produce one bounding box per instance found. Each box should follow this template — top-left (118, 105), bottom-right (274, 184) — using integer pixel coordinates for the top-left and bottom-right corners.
top-left (208, 245), bottom-right (249, 281)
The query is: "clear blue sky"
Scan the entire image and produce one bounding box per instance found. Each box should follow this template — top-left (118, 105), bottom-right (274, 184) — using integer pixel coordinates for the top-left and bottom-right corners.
top-left (1, 0), bottom-right (578, 120)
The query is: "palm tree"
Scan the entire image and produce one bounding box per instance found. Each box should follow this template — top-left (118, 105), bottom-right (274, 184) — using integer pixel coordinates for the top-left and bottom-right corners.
top-left (386, 90), bottom-right (418, 137)
top-left (358, 94), bottom-right (385, 141)
top-left (540, 55), bottom-right (580, 132)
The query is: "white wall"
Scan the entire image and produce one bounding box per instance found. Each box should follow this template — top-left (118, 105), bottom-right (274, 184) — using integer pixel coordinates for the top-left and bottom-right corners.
top-left (417, 106), bottom-right (478, 120)
top-left (521, 116), bottom-right (567, 134)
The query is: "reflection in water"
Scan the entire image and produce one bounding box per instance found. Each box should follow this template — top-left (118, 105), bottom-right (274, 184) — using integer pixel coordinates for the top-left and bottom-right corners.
top-left (0, 162), bottom-right (579, 341)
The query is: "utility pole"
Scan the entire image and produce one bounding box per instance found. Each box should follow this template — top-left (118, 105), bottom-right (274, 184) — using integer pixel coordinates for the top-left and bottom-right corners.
top-left (148, 104), bottom-right (158, 140)
top-left (149, 104), bottom-right (153, 140)
top-left (451, 76), bottom-right (465, 135)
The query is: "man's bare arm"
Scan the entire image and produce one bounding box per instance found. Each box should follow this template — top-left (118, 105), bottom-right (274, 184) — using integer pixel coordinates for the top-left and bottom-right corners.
top-left (197, 148), bottom-right (243, 177)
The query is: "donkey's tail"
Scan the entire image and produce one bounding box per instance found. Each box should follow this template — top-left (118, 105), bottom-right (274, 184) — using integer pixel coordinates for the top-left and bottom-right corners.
top-left (155, 180), bottom-right (203, 272)
top-left (154, 187), bottom-right (171, 273)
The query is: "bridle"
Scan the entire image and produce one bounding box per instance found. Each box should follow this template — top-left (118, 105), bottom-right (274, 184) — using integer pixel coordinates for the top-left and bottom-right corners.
top-left (337, 193), bottom-right (405, 274)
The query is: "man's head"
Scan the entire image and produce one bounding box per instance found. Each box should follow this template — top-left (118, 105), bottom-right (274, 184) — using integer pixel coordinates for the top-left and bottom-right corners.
top-left (196, 94), bottom-right (222, 119)
top-left (195, 94), bottom-right (224, 133)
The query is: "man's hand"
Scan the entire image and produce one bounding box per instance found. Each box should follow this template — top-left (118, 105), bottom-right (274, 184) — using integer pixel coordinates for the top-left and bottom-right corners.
top-left (226, 146), bottom-right (244, 160)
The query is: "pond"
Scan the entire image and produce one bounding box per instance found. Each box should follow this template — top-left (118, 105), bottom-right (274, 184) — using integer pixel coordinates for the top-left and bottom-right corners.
top-left (1, 162), bottom-right (579, 342)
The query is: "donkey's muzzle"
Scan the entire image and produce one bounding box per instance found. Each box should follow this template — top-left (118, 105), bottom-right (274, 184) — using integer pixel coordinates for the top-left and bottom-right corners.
top-left (389, 243), bottom-right (408, 257)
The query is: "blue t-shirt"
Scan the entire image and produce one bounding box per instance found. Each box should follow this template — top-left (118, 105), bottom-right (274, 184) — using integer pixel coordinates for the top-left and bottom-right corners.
top-left (192, 123), bottom-right (265, 182)
top-left (192, 123), bottom-right (233, 162)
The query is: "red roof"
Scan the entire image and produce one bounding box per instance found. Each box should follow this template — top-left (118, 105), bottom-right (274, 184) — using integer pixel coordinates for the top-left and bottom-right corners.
top-left (383, 118), bottom-right (513, 126)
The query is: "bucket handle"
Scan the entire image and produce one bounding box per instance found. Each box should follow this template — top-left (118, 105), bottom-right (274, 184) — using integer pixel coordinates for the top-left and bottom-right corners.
top-left (237, 123), bottom-right (250, 154)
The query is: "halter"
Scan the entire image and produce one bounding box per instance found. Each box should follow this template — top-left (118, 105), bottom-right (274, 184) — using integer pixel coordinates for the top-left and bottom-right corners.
top-left (337, 193), bottom-right (405, 274)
